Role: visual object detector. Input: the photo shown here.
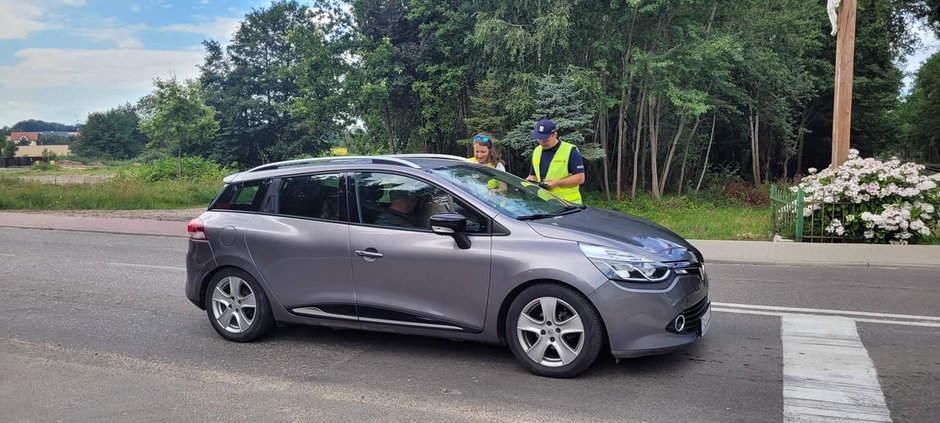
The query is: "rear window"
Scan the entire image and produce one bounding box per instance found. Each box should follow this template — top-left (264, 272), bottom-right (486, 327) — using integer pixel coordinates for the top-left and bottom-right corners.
top-left (277, 173), bottom-right (342, 221)
top-left (210, 179), bottom-right (270, 212)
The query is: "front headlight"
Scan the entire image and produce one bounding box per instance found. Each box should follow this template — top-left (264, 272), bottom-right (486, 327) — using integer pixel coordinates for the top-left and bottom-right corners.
top-left (579, 244), bottom-right (671, 282)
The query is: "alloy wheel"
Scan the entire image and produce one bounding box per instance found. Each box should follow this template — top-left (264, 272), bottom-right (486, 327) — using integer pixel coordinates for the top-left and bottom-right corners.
top-left (516, 297), bottom-right (585, 367)
top-left (211, 276), bottom-right (257, 333)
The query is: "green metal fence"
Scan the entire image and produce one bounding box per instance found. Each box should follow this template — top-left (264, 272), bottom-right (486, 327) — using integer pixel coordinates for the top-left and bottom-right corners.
top-left (769, 185), bottom-right (803, 241)
top-left (800, 200), bottom-right (863, 243)
top-left (770, 185), bottom-right (863, 243)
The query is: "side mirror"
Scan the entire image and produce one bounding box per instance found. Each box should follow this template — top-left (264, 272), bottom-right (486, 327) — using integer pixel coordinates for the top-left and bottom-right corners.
top-left (429, 213), bottom-right (471, 249)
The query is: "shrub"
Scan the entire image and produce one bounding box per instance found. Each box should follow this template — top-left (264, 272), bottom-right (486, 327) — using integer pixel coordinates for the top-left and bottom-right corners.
top-left (723, 181), bottom-right (770, 207)
top-left (30, 161), bottom-right (61, 171)
top-left (120, 156), bottom-right (227, 181)
top-left (133, 149), bottom-right (171, 164)
top-left (795, 149), bottom-right (940, 244)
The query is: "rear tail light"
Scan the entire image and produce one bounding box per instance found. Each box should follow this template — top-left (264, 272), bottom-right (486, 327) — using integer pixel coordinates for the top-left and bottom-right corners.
top-left (187, 218), bottom-right (208, 241)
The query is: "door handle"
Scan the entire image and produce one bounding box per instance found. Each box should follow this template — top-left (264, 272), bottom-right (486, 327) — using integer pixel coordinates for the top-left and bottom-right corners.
top-left (355, 249), bottom-right (384, 259)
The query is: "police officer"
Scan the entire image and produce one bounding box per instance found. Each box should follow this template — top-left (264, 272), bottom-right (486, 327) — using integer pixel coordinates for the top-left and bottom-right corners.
top-left (526, 119), bottom-right (584, 203)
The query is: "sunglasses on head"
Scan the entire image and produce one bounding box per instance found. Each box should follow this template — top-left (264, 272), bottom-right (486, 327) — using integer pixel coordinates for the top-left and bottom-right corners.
top-left (473, 135), bottom-right (491, 143)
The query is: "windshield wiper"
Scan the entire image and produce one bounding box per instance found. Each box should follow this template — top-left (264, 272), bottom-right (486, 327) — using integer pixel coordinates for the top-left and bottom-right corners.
top-left (516, 213), bottom-right (555, 221)
top-left (517, 205), bottom-right (585, 221)
top-left (554, 204), bottom-right (586, 215)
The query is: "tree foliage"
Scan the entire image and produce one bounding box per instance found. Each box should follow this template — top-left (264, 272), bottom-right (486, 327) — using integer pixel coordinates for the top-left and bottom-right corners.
top-left (1, 140), bottom-right (17, 158)
top-left (901, 52), bottom-right (940, 162)
top-left (71, 104), bottom-right (147, 160)
top-left (118, 0), bottom-right (934, 195)
top-left (139, 77), bottom-right (219, 177)
top-left (10, 120), bottom-right (79, 132)
top-left (198, 0), bottom-right (340, 167)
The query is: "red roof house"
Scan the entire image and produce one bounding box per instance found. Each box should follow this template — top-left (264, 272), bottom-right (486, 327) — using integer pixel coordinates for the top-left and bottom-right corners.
top-left (8, 132), bottom-right (40, 145)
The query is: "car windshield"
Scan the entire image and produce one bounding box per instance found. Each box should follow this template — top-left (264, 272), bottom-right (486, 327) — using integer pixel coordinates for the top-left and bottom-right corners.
top-left (430, 165), bottom-right (576, 219)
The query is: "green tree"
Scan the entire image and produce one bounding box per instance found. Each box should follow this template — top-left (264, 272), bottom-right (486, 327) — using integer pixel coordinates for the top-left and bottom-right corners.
top-left (198, 0), bottom-right (324, 167)
top-left (903, 52), bottom-right (940, 162)
top-left (347, 0), bottom-right (425, 154)
top-left (139, 77), bottom-right (220, 177)
top-left (39, 134), bottom-right (71, 145)
top-left (1, 140), bottom-right (17, 159)
top-left (11, 120), bottom-right (78, 132)
top-left (503, 74), bottom-right (603, 173)
top-left (289, 0), bottom-right (355, 154)
top-left (71, 104), bottom-right (147, 160)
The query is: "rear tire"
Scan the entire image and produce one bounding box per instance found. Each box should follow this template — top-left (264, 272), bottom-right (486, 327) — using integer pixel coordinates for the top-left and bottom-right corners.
top-left (505, 284), bottom-right (604, 378)
top-left (205, 268), bottom-right (275, 342)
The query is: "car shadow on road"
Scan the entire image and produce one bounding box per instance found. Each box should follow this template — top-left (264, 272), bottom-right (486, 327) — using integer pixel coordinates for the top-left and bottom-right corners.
top-left (251, 323), bottom-right (706, 379)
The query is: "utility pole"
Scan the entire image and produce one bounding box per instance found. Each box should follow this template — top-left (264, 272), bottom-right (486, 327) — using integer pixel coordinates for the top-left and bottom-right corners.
top-left (830, 0), bottom-right (857, 168)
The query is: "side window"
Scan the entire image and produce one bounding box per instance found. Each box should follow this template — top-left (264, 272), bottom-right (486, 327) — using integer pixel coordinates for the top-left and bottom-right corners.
top-left (210, 179), bottom-right (269, 212)
top-left (277, 173), bottom-right (342, 221)
top-left (354, 172), bottom-right (488, 233)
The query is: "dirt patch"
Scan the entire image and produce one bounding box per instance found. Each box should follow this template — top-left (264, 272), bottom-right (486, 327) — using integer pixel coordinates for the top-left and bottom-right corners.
top-left (9, 208), bottom-right (206, 222)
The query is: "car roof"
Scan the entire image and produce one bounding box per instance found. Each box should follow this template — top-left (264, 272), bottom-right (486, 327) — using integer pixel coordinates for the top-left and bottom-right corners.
top-left (222, 154), bottom-right (475, 184)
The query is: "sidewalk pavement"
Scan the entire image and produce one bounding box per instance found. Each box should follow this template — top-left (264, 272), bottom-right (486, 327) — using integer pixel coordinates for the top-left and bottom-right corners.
top-left (1, 211), bottom-right (937, 268)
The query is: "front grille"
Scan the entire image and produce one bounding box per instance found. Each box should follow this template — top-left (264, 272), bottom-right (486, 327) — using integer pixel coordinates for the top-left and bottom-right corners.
top-left (666, 296), bottom-right (710, 335)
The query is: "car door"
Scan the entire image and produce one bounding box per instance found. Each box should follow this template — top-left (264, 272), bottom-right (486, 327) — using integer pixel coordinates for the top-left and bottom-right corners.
top-left (246, 172), bottom-right (356, 318)
top-left (348, 171), bottom-right (492, 333)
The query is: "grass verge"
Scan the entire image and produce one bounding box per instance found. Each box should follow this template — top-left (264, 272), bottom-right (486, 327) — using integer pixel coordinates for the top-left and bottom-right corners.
top-left (0, 178), bottom-right (220, 210)
top-left (584, 192), bottom-right (770, 241)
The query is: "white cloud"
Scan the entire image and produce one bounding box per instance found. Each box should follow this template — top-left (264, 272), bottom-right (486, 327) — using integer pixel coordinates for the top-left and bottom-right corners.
top-left (131, 3), bottom-right (141, 12)
top-left (161, 16), bottom-right (241, 41)
top-left (0, 48), bottom-right (204, 90)
top-left (60, 0), bottom-right (87, 5)
top-left (73, 24), bottom-right (148, 49)
top-left (0, 2), bottom-right (52, 39)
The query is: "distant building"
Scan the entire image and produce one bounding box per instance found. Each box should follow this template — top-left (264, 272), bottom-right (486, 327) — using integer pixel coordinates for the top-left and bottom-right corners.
top-left (8, 132), bottom-right (41, 146)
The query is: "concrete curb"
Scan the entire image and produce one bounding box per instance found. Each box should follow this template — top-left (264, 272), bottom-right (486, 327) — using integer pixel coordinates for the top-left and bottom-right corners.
top-left (707, 258), bottom-right (940, 268)
top-left (0, 224), bottom-right (186, 238)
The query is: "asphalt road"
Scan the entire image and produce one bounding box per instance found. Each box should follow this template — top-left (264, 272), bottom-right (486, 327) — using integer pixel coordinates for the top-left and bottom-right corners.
top-left (0, 227), bottom-right (937, 422)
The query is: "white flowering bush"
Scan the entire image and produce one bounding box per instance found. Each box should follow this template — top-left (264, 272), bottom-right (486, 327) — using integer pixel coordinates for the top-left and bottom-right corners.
top-left (794, 149), bottom-right (940, 244)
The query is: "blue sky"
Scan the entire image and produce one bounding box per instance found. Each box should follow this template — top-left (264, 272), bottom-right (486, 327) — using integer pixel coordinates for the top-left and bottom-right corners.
top-left (0, 1), bottom-right (938, 127)
top-left (0, 0), bottom-right (269, 126)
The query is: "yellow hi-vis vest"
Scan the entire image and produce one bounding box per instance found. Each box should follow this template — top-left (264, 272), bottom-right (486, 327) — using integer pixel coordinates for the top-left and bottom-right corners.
top-left (532, 141), bottom-right (582, 204)
top-left (469, 157), bottom-right (500, 189)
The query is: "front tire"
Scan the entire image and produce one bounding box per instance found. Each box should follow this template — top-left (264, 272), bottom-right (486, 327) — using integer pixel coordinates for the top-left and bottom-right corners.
top-left (506, 284), bottom-right (604, 378)
top-left (205, 268), bottom-right (275, 342)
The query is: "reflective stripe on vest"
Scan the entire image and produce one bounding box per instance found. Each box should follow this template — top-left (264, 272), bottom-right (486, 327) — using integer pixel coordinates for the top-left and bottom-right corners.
top-left (532, 141), bottom-right (582, 204)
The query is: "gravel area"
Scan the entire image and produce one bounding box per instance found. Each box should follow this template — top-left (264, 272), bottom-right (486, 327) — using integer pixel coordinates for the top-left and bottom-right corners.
top-left (8, 208), bottom-right (206, 222)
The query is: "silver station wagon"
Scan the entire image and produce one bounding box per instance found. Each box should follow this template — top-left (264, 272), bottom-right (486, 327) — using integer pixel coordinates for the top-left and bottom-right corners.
top-left (185, 155), bottom-right (710, 377)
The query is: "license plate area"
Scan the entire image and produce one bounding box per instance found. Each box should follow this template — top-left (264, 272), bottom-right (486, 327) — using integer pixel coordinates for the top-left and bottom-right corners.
top-left (699, 305), bottom-right (711, 336)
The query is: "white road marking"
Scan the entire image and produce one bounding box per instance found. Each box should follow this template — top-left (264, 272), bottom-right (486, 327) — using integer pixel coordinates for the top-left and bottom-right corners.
top-left (713, 301), bottom-right (940, 322)
top-left (108, 262), bottom-right (185, 271)
top-left (712, 307), bottom-right (940, 328)
top-left (782, 315), bottom-right (892, 422)
top-left (0, 253), bottom-right (14, 257)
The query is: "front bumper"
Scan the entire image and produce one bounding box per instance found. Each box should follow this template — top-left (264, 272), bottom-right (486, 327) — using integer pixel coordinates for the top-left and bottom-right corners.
top-left (589, 274), bottom-right (709, 358)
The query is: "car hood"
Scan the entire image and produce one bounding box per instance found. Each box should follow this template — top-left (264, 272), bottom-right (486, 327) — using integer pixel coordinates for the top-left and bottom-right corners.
top-left (527, 207), bottom-right (701, 263)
